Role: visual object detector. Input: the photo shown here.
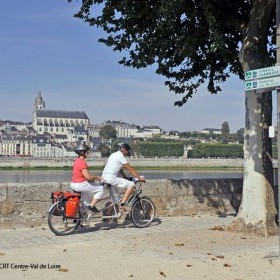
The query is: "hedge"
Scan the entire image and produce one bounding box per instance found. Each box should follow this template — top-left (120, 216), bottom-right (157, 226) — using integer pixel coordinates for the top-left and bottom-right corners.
top-left (188, 143), bottom-right (243, 158)
top-left (132, 142), bottom-right (184, 157)
top-left (131, 142), bottom-right (277, 159)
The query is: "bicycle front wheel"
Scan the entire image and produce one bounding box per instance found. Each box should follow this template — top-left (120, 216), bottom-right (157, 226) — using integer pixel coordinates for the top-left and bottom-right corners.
top-left (48, 202), bottom-right (81, 236)
top-left (131, 197), bottom-right (155, 228)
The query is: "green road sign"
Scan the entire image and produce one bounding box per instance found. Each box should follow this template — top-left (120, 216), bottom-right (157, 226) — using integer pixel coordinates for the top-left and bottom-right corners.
top-left (245, 66), bottom-right (280, 81)
top-left (245, 76), bottom-right (280, 91)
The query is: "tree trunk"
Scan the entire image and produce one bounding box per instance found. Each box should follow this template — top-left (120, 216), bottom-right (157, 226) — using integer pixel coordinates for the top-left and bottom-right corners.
top-left (229, 90), bottom-right (277, 236)
top-left (229, 0), bottom-right (277, 235)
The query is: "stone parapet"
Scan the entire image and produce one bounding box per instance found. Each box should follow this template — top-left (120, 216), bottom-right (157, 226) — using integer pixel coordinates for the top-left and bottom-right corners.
top-left (0, 179), bottom-right (246, 228)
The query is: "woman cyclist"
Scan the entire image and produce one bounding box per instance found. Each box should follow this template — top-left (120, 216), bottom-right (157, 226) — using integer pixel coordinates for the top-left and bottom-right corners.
top-left (70, 144), bottom-right (104, 213)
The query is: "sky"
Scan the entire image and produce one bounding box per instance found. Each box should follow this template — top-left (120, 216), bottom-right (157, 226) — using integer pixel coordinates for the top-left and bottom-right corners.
top-left (0, 0), bottom-right (255, 133)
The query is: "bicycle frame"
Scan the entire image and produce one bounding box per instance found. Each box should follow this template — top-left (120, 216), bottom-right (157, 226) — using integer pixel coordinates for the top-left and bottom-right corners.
top-left (79, 180), bottom-right (144, 223)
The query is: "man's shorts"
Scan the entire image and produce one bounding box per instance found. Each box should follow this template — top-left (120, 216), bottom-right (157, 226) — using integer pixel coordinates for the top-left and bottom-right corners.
top-left (105, 177), bottom-right (135, 189)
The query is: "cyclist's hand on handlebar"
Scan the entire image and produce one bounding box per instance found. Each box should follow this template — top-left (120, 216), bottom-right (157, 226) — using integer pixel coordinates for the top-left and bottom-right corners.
top-left (95, 176), bottom-right (104, 182)
top-left (133, 176), bottom-right (145, 183)
top-left (100, 178), bottom-right (107, 184)
top-left (139, 176), bottom-right (146, 183)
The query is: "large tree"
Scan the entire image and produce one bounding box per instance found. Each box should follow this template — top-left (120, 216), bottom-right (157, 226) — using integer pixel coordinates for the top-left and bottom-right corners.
top-left (68, 0), bottom-right (278, 235)
top-left (221, 121), bottom-right (230, 144)
top-left (99, 124), bottom-right (117, 140)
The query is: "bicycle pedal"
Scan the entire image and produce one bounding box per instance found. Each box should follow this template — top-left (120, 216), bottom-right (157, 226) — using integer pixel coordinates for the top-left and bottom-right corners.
top-left (117, 211), bottom-right (123, 218)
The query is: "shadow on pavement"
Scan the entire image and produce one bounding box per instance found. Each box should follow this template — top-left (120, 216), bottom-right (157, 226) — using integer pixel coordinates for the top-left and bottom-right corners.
top-left (74, 217), bottom-right (162, 235)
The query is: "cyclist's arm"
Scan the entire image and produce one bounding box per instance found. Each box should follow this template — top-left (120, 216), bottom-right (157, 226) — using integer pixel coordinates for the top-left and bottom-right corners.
top-left (82, 168), bottom-right (102, 181)
top-left (123, 163), bottom-right (145, 182)
top-left (118, 169), bottom-right (127, 178)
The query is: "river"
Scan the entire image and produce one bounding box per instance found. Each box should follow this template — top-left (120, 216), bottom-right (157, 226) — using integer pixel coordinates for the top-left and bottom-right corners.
top-left (0, 169), bottom-right (243, 184)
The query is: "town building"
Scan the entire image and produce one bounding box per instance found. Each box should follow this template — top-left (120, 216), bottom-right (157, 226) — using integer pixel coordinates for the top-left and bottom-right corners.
top-left (142, 125), bottom-right (162, 135)
top-left (0, 92), bottom-right (167, 157)
top-left (32, 135), bottom-right (65, 158)
top-left (0, 134), bottom-right (66, 157)
top-left (0, 135), bottom-right (32, 156)
top-left (32, 92), bottom-right (90, 142)
top-left (101, 120), bottom-right (139, 138)
top-left (201, 128), bottom-right (222, 135)
top-left (101, 121), bottom-right (163, 139)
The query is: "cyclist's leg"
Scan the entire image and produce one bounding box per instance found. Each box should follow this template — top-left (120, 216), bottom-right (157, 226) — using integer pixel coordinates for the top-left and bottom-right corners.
top-left (103, 177), bottom-right (122, 202)
top-left (110, 179), bottom-right (134, 221)
top-left (110, 185), bottom-right (121, 202)
top-left (106, 177), bottom-right (135, 204)
top-left (121, 186), bottom-right (134, 205)
top-left (88, 182), bottom-right (104, 209)
top-left (70, 181), bottom-right (104, 209)
top-left (116, 178), bottom-right (135, 205)
top-left (71, 182), bottom-right (91, 209)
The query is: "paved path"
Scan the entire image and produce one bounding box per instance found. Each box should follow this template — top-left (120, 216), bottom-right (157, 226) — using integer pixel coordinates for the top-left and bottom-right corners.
top-left (0, 215), bottom-right (279, 280)
top-left (0, 215), bottom-right (233, 250)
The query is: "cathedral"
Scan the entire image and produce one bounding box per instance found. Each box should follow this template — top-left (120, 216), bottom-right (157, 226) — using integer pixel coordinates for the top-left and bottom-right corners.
top-left (32, 92), bottom-right (90, 143)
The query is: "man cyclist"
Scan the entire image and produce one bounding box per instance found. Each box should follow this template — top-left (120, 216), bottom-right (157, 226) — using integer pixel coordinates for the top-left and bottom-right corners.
top-left (102, 143), bottom-right (145, 212)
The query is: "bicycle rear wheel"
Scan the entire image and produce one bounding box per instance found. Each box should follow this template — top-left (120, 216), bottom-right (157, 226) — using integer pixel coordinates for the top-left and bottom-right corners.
top-left (131, 197), bottom-right (155, 228)
top-left (48, 202), bottom-right (81, 236)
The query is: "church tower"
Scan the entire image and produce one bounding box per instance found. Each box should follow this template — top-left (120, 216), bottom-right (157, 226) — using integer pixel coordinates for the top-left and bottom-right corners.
top-left (32, 91), bottom-right (46, 128)
top-left (34, 91), bottom-right (45, 110)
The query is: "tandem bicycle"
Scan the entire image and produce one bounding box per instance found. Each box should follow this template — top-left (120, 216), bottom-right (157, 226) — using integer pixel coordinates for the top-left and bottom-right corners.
top-left (47, 179), bottom-right (156, 236)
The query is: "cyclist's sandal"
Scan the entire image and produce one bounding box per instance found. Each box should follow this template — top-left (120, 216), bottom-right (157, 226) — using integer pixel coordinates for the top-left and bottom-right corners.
top-left (88, 206), bottom-right (99, 213)
top-left (73, 219), bottom-right (84, 227)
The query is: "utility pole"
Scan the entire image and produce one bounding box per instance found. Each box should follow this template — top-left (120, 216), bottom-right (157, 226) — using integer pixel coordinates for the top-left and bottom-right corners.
top-left (276, 0), bottom-right (280, 257)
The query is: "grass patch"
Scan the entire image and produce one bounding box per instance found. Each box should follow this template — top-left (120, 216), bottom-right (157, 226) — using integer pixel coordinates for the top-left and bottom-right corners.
top-left (133, 166), bottom-right (243, 171)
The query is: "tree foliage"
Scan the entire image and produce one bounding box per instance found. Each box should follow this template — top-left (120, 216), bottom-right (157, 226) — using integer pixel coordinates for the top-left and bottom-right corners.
top-left (221, 121), bottom-right (230, 144)
top-left (99, 125), bottom-right (117, 140)
top-left (98, 142), bottom-right (110, 157)
top-left (68, 0), bottom-right (275, 105)
top-left (236, 128), bottom-right (244, 144)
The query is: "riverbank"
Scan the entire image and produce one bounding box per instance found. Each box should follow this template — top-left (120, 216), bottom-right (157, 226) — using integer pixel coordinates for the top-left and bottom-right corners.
top-left (0, 157), bottom-right (244, 169)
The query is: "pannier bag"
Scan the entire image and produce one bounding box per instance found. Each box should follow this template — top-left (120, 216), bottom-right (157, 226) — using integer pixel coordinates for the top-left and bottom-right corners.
top-left (50, 192), bottom-right (81, 218)
top-left (50, 191), bottom-right (63, 216)
top-left (51, 191), bottom-right (64, 204)
top-left (64, 192), bottom-right (81, 218)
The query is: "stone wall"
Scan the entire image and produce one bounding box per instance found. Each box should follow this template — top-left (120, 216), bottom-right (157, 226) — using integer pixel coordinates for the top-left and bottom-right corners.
top-left (0, 179), bottom-right (245, 228)
top-left (143, 179), bottom-right (243, 217)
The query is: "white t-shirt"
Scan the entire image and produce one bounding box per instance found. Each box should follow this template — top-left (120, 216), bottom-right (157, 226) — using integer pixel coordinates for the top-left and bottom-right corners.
top-left (102, 151), bottom-right (128, 179)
